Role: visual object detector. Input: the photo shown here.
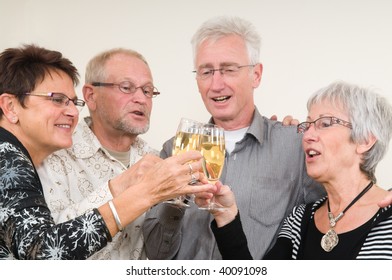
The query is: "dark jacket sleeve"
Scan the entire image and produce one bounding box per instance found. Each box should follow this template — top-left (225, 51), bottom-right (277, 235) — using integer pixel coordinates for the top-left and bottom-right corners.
top-left (211, 212), bottom-right (253, 260)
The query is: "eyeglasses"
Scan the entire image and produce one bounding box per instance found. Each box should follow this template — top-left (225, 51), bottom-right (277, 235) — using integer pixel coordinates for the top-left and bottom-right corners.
top-left (24, 92), bottom-right (85, 111)
top-left (297, 116), bottom-right (353, 134)
top-left (92, 81), bottom-right (160, 98)
top-left (193, 64), bottom-right (255, 80)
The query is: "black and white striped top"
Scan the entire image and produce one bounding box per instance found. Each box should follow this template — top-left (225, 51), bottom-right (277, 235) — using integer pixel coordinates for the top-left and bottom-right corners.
top-left (212, 196), bottom-right (392, 260)
top-left (274, 198), bottom-right (392, 260)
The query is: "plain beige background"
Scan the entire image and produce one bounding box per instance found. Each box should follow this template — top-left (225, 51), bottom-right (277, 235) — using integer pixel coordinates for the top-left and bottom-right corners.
top-left (1, 0), bottom-right (391, 188)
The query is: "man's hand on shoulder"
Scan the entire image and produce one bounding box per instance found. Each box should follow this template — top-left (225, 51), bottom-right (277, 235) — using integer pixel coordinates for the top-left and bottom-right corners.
top-left (270, 115), bottom-right (299, 126)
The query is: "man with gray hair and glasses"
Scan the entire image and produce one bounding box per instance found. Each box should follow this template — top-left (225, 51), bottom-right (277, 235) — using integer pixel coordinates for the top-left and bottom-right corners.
top-left (143, 15), bottom-right (392, 260)
top-left (37, 48), bottom-right (162, 259)
top-left (142, 16), bottom-right (326, 260)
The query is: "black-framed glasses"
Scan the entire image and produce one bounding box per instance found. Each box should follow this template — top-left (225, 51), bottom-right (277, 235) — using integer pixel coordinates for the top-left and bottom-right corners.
top-left (297, 116), bottom-right (353, 134)
top-left (92, 81), bottom-right (160, 98)
top-left (24, 92), bottom-right (85, 111)
top-left (193, 64), bottom-right (255, 80)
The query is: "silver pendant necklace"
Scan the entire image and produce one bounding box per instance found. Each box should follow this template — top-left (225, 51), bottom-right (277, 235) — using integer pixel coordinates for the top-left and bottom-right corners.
top-left (320, 181), bottom-right (374, 252)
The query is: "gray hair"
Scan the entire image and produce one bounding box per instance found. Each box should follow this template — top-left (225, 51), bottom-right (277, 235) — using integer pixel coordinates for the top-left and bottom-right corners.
top-left (85, 48), bottom-right (148, 83)
top-left (307, 81), bottom-right (392, 182)
top-left (191, 16), bottom-right (261, 66)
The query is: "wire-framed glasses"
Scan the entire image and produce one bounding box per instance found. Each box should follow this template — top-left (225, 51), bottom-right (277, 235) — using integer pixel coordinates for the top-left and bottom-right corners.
top-left (193, 64), bottom-right (255, 80)
top-left (92, 81), bottom-right (160, 98)
top-left (24, 92), bottom-right (85, 111)
top-left (297, 116), bottom-right (353, 134)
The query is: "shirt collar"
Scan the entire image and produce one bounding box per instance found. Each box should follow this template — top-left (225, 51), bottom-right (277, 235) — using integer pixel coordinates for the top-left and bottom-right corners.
top-left (208, 107), bottom-right (265, 145)
top-left (68, 117), bottom-right (107, 159)
top-left (69, 117), bottom-right (157, 160)
top-left (246, 107), bottom-right (264, 144)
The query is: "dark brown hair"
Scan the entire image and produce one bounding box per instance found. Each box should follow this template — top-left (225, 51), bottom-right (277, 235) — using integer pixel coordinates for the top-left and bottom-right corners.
top-left (0, 44), bottom-right (79, 117)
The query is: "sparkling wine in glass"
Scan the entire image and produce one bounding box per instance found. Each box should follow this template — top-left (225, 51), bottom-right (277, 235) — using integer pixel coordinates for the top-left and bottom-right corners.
top-left (164, 118), bottom-right (202, 208)
top-left (198, 123), bottom-right (226, 211)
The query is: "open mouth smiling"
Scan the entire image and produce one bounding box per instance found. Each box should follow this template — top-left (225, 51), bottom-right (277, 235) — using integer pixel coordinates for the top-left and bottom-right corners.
top-left (212, 96), bottom-right (230, 102)
top-left (55, 124), bottom-right (72, 129)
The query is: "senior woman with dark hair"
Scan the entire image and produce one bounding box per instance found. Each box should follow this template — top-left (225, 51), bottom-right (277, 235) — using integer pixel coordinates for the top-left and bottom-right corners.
top-left (196, 81), bottom-right (392, 259)
top-left (0, 44), bottom-right (212, 259)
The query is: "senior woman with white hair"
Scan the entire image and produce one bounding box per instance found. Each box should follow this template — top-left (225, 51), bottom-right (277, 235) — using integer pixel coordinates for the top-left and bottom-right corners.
top-left (196, 81), bottom-right (392, 259)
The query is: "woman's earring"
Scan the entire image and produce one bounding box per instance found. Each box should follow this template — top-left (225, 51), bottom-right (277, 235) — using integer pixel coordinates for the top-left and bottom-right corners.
top-left (11, 116), bottom-right (18, 123)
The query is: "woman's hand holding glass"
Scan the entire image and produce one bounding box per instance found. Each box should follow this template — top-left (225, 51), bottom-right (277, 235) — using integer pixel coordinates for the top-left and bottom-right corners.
top-left (194, 181), bottom-right (238, 226)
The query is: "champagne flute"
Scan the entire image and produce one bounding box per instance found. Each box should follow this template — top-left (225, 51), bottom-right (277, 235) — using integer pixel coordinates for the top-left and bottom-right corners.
top-left (164, 118), bottom-right (202, 208)
top-left (198, 123), bottom-right (226, 211)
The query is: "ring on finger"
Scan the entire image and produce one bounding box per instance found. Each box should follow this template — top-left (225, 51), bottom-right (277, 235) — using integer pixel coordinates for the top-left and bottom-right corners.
top-left (189, 173), bottom-right (198, 185)
top-left (188, 163), bottom-right (193, 174)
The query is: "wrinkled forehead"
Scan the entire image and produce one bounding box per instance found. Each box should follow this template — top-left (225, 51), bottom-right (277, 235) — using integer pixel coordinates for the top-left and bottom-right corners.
top-left (105, 55), bottom-right (153, 83)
